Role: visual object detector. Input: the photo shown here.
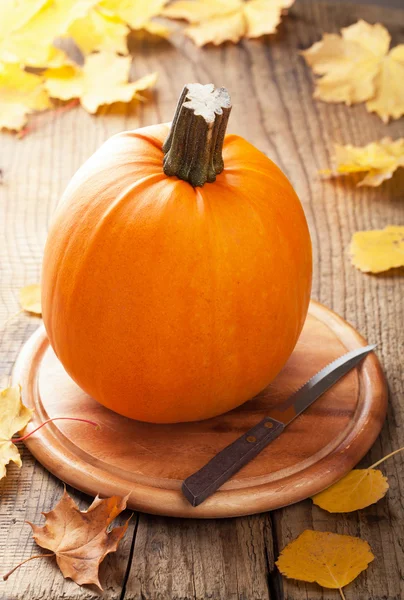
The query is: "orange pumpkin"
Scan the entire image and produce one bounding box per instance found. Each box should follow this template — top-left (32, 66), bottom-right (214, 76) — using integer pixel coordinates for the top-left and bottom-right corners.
top-left (42, 84), bottom-right (312, 423)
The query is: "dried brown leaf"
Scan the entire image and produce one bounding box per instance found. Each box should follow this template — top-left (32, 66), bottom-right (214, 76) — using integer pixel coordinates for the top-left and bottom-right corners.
top-left (27, 490), bottom-right (130, 589)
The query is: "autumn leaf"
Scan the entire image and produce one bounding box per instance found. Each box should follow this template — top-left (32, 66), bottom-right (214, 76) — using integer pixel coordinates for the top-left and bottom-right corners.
top-left (0, 382), bottom-right (98, 483)
top-left (0, 0), bottom-right (48, 63)
top-left (141, 20), bottom-right (170, 38)
top-left (63, 1), bottom-right (170, 56)
top-left (0, 385), bottom-right (33, 480)
top-left (0, 0), bottom-right (48, 34)
top-left (350, 226), bottom-right (404, 273)
top-left (312, 447), bottom-right (404, 512)
top-left (0, 1), bottom-right (160, 133)
top-left (302, 20), bottom-right (404, 122)
top-left (19, 284), bottom-right (42, 315)
top-left (313, 470), bottom-right (388, 513)
top-left (163, 0), bottom-right (295, 46)
top-left (0, 0), bottom-right (62, 67)
top-left (323, 138), bottom-right (404, 187)
top-left (276, 530), bottom-right (374, 599)
top-left (1, 42), bottom-right (67, 70)
top-left (0, 65), bottom-right (51, 132)
top-left (67, 7), bottom-right (130, 55)
top-left (0, 0), bottom-right (97, 67)
top-left (44, 52), bottom-right (157, 114)
top-left (101, 0), bottom-right (168, 32)
top-left (3, 490), bottom-right (130, 589)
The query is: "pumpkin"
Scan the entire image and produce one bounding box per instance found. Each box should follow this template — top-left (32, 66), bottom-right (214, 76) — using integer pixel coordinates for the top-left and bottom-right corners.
top-left (41, 83), bottom-right (312, 424)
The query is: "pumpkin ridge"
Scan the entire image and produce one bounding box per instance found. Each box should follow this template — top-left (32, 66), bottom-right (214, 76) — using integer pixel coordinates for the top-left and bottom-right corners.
top-left (126, 130), bottom-right (167, 153)
top-left (43, 190), bottom-right (105, 354)
top-left (48, 171), bottom-right (166, 366)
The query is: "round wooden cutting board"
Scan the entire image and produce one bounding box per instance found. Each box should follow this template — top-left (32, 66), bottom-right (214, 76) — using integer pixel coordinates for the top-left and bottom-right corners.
top-left (13, 301), bottom-right (387, 518)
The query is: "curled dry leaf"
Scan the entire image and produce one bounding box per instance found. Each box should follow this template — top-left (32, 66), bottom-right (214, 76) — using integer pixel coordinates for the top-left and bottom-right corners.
top-left (0, 385), bottom-right (33, 480)
top-left (276, 530), bottom-right (374, 599)
top-left (0, 66), bottom-right (50, 132)
top-left (302, 20), bottom-right (404, 122)
top-left (28, 490), bottom-right (130, 589)
top-left (44, 52), bottom-right (158, 114)
top-left (19, 283), bottom-right (42, 315)
top-left (323, 138), bottom-right (404, 187)
top-left (313, 446), bottom-right (404, 512)
top-left (163, 0), bottom-right (295, 46)
top-left (350, 226), bottom-right (404, 274)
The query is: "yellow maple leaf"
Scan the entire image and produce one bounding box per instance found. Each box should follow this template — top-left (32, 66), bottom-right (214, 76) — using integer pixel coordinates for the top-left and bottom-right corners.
top-left (100, 0), bottom-right (168, 32)
top-left (141, 21), bottom-right (170, 38)
top-left (0, 65), bottom-right (51, 131)
top-left (163, 0), bottom-right (295, 46)
top-left (0, 0), bottom-right (48, 34)
top-left (0, 0), bottom-right (53, 65)
top-left (19, 284), bottom-right (42, 315)
top-left (276, 530), bottom-right (374, 599)
top-left (67, 7), bottom-right (130, 55)
top-left (0, 385), bottom-right (33, 480)
top-left (312, 470), bottom-right (388, 512)
top-left (324, 138), bottom-right (404, 187)
top-left (302, 20), bottom-right (404, 123)
top-left (350, 226), bottom-right (404, 274)
top-left (44, 52), bottom-right (157, 114)
top-left (0, 0), bottom-right (97, 68)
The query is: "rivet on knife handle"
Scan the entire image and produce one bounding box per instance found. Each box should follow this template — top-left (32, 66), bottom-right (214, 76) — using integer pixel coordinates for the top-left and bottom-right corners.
top-left (182, 416), bottom-right (284, 507)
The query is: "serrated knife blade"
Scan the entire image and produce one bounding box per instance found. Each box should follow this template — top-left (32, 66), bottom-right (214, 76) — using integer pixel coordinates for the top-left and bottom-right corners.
top-left (182, 344), bottom-right (376, 507)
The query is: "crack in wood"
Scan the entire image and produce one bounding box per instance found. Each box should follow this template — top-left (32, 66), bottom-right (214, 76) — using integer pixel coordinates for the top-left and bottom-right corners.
top-left (119, 513), bottom-right (140, 600)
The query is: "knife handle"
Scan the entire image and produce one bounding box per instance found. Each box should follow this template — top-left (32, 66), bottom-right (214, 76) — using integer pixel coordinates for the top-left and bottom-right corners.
top-left (182, 416), bottom-right (285, 507)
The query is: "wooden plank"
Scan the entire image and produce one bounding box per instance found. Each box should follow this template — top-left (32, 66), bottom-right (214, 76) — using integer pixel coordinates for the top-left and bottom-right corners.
top-left (0, 2), bottom-right (403, 599)
top-left (125, 513), bottom-right (272, 600)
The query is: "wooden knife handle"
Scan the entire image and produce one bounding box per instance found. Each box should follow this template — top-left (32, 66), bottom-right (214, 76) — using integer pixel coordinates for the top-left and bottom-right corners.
top-left (182, 416), bottom-right (285, 507)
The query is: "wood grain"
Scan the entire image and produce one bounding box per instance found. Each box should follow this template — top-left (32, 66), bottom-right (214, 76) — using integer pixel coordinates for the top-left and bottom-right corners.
top-left (12, 301), bottom-right (387, 518)
top-left (1, 1), bottom-right (403, 598)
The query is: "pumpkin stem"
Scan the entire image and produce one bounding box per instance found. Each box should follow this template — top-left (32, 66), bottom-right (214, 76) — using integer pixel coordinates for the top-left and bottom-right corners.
top-left (163, 83), bottom-right (232, 187)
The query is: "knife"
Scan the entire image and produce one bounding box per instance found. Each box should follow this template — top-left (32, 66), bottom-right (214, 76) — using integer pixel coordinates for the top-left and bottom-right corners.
top-left (182, 344), bottom-right (376, 507)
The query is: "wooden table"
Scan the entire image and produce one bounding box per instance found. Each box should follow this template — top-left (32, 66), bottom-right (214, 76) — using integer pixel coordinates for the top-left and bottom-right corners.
top-left (1, 1), bottom-right (403, 599)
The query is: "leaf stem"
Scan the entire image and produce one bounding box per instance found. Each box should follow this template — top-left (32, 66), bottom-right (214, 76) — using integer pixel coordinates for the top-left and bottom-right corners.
top-left (3, 553), bottom-right (55, 581)
top-left (17, 99), bottom-right (80, 139)
top-left (339, 587), bottom-right (346, 600)
top-left (369, 446), bottom-right (404, 470)
top-left (13, 417), bottom-right (99, 443)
